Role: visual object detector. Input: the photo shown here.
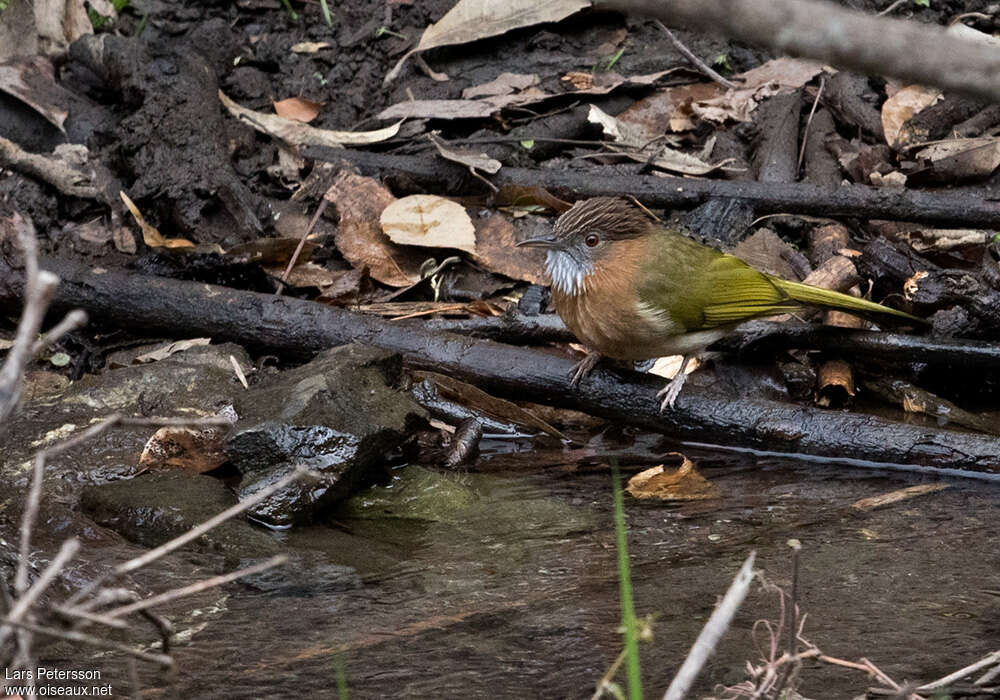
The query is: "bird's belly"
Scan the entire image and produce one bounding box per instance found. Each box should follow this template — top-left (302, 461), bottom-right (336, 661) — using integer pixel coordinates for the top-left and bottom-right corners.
top-left (554, 290), bottom-right (697, 361)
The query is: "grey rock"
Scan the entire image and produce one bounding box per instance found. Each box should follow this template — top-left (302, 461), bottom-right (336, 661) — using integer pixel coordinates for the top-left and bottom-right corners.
top-left (228, 345), bottom-right (427, 526)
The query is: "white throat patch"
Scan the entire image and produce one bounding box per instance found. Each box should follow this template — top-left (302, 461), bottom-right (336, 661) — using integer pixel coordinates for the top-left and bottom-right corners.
top-left (546, 249), bottom-right (591, 296)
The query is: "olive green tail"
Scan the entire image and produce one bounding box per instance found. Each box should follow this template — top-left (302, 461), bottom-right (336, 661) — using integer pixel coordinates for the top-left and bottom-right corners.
top-left (771, 277), bottom-right (925, 324)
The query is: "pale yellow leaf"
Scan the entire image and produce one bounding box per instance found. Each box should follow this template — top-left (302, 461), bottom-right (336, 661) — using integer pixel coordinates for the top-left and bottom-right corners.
top-left (380, 195), bottom-right (476, 254)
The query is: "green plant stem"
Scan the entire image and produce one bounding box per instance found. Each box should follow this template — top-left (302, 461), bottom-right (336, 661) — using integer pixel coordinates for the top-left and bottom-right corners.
top-left (612, 459), bottom-right (643, 700)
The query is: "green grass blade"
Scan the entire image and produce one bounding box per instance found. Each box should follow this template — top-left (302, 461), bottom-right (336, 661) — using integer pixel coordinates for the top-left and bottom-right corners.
top-left (612, 459), bottom-right (643, 700)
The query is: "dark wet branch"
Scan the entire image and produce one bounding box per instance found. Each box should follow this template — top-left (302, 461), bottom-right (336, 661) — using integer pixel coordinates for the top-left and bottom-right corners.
top-left (313, 150), bottom-right (1000, 228)
top-left (425, 313), bottom-right (1000, 372)
top-left (597, 0), bottom-right (1000, 103)
top-left (2, 256), bottom-right (999, 475)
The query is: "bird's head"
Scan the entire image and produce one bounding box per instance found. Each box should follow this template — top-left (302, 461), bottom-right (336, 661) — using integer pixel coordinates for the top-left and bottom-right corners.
top-left (517, 197), bottom-right (653, 296)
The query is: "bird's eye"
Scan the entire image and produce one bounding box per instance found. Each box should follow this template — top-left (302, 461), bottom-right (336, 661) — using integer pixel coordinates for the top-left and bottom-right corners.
top-left (584, 233), bottom-right (600, 247)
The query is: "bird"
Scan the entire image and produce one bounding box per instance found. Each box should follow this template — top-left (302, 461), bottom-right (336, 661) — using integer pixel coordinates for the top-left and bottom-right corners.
top-left (517, 197), bottom-right (923, 411)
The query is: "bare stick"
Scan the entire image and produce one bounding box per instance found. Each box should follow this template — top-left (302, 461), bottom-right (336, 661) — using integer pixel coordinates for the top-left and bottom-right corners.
top-left (102, 555), bottom-right (288, 619)
top-left (66, 467), bottom-right (307, 606)
top-left (919, 650), bottom-right (1000, 691)
top-left (654, 20), bottom-right (738, 89)
top-left (0, 618), bottom-right (173, 667)
top-left (30, 309), bottom-right (88, 356)
top-left (0, 271), bottom-right (58, 424)
top-left (55, 607), bottom-right (130, 631)
top-left (0, 539), bottom-right (80, 649)
top-left (662, 551), bottom-right (757, 700)
top-left (275, 198), bottom-right (328, 296)
top-left (15, 454), bottom-right (47, 597)
top-left (598, 0), bottom-right (1000, 103)
top-left (877, 0), bottom-right (907, 16)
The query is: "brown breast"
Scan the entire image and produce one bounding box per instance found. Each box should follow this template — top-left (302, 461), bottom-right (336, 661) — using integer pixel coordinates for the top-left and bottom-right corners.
top-left (551, 237), bottom-right (674, 360)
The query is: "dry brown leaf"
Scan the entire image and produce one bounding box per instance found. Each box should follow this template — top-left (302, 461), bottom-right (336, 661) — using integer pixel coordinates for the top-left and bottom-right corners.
top-left (220, 91), bottom-right (401, 147)
top-left (472, 212), bottom-right (548, 284)
top-left (34, 0), bottom-right (92, 56)
top-left (134, 338), bottom-right (212, 364)
top-left (589, 105), bottom-right (731, 175)
top-left (692, 58), bottom-right (825, 123)
top-left (273, 96), bottom-right (322, 123)
top-left (263, 261), bottom-right (343, 288)
top-left (427, 132), bottom-right (501, 174)
top-left (462, 72), bottom-right (540, 98)
top-left (120, 191), bottom-right (194, 248)
top-left (377, 70), bottom-right (678, 121)
top-left (494, 185), bottom-right (571, 213)
top-left (626, 455), bottom-right (720, 500)
top-left (139, 409), bottom-right (237, 473)
top-left (380, 195), bottom-right (476, 254)
top-left (384, 0), bottom-right (589, 84)
top-left (617, 82), bottom-right (724, 136)
top-left (0, 57), bottom-right (71, 132)
top-left (881, 84), bottom-right (942, 149)
top-left (914, 137), bottom-right (1000, 180)
top-left (324, 172), bottom-right (424, 287)
top-left (317, 267), bottom-right (371, 307)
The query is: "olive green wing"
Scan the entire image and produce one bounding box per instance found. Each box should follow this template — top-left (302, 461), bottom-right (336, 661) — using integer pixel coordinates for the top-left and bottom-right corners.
top-left (639, 234), bottom-right (798, 331)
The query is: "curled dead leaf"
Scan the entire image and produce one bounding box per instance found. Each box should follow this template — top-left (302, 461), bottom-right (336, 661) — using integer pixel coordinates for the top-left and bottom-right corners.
top-left (626, 454), bottom-right (720, 500)
top-left (384, 0), bottom-right (589, 84)
top-left (324, 171), bottom-right (424, 287)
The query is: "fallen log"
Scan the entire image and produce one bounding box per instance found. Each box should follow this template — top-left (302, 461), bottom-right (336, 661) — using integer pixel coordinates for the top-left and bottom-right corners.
top-left (311, 149), bottom-right (1000, 229)
top-left (2, 256), bottom-right (999, 475)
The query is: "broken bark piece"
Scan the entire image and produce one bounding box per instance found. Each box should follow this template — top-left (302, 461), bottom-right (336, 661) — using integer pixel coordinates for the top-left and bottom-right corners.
top-left (807, 222), bottom-right (850, 267)
top-left (822, 72), bottom-right (885, 142)
top-left (802, 108), bottom-right (842, 186)
top-left (954, 104), bottom-right (1000, 138)
top-left (897, 93), bottom-right (988, 145)
top-left (752, 90), bottom-right (801, 183)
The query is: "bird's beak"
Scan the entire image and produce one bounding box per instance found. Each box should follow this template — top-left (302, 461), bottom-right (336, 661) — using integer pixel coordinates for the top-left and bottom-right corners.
top-left (516, 235), bottom-right (557, 249)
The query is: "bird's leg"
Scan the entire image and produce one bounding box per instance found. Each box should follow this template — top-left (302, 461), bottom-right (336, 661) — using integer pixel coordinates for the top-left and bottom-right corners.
top-left (569, 350), bottom-right (602, 388)
top-left (656, 354), bottom-right (693, 412)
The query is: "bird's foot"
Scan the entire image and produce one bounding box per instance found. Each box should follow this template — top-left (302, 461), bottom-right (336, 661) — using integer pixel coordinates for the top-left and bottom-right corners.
top-left (655, 355), bottom-right (693, 412)
top-left (569, 351), bottom-right (601, 389)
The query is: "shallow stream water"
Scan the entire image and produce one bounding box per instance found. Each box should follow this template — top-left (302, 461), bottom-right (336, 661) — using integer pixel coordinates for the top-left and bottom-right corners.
top-left (34, 436), bottom-right (1000, 699)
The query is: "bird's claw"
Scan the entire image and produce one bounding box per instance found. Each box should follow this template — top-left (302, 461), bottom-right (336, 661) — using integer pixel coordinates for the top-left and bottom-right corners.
top-left (569, 351), bottom-right (601, 389)
top-left (656, 355), bottom-right (692, 412)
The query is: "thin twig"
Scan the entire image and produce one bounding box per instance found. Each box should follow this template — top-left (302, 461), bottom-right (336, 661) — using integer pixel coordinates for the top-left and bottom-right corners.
top-left (0, 618), bottom-right (173, 667)
top-left (55, 606), bottom-right (129, 631)
top-left (919, 650), bottom-right (1000, 691)
top-left (877, 0), bottom-right (907, 16)
top-left (663, 551), bottom-right (757, 700)
top-left (103, 555), bottom-right (288, 619)
top-left (276, 198), bottom-right (328, 296)
top-left (66, 467), bottom-right (307, 607)
top-left (0, 539), bottom-right (80, 649)
top-left (30, 309), bottom-right (88, 356)
top-left (15, 454), bottom-right (47, 597)
top-left (797, 76), bottom-right (826, 176)
top-left (654, 20), bottom-right (738, 89)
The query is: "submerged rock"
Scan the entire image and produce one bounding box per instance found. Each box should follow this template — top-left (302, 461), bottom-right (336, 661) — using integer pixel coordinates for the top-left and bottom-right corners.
top-left (227, 344), bottom-right (427, 526)
top-left (80, 472), bottom-right (281, 562)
